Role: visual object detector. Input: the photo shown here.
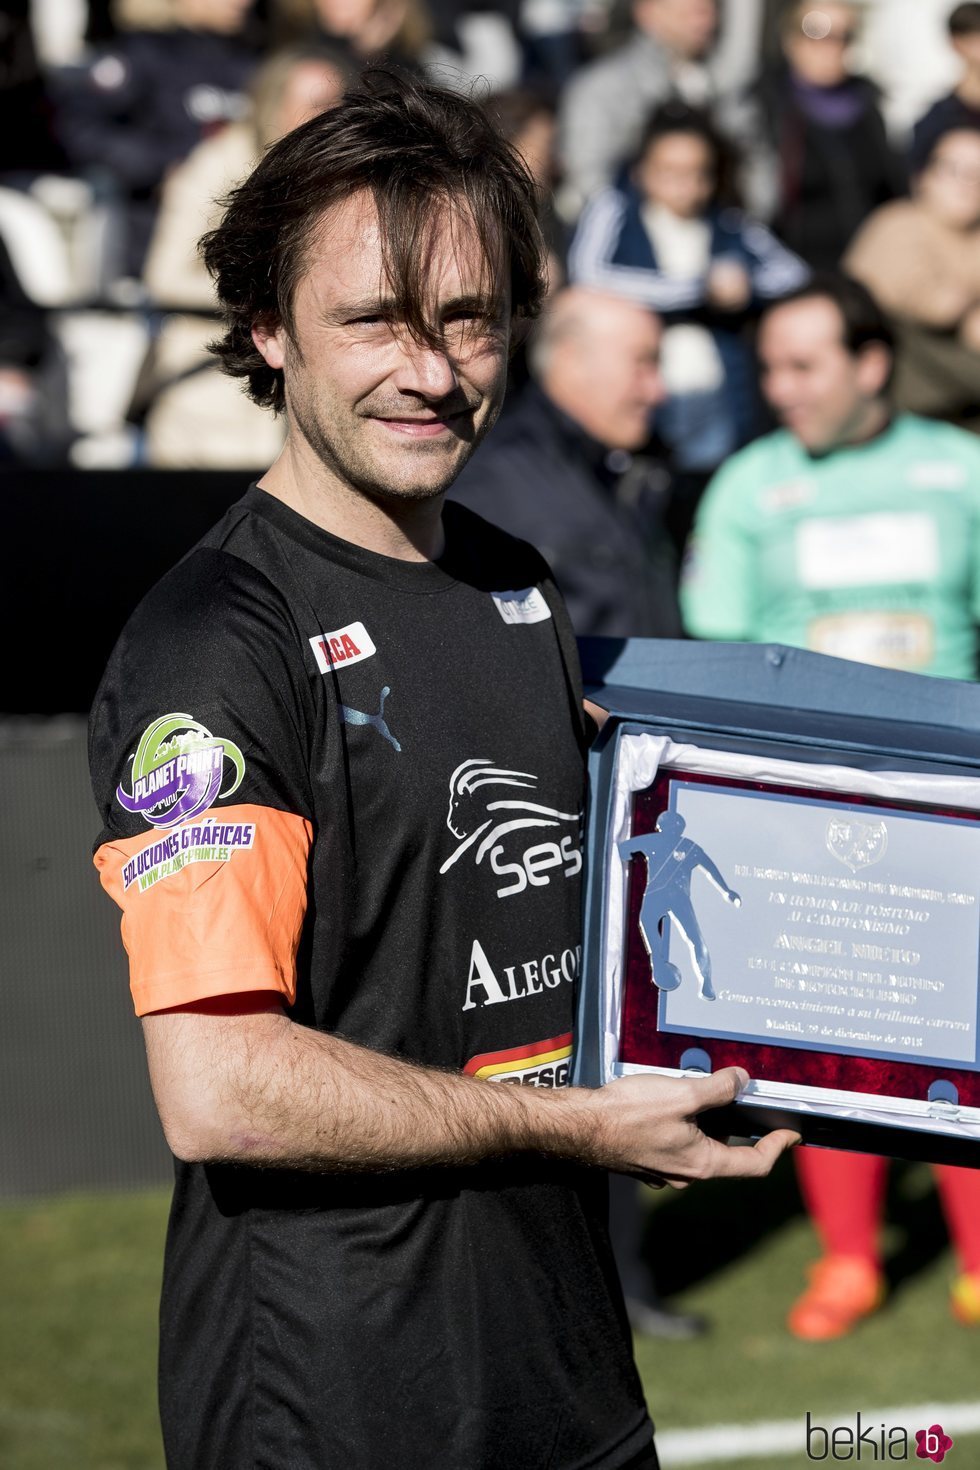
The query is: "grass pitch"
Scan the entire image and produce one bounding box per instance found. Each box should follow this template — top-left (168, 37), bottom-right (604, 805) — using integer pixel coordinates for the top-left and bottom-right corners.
top-left (0, 1158), bottom-right (977, 1468)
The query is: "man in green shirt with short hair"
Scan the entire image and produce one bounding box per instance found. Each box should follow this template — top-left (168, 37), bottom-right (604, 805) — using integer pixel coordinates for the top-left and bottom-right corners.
top-left (681, 274), bottom-right (980, 679)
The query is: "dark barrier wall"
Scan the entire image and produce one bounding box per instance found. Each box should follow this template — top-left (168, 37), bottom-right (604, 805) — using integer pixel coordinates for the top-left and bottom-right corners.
top-left (6, 468), bottom-right (260, 714)
top-left (4, 471), bottom-right (265, 1196)
top-left (0, 719), bottom-right (171, 1197)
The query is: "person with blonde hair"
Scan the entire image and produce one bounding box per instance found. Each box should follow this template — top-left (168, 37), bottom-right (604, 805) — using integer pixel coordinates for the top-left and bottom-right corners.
top-left (56, 0), bottom-right (258, 276)
top-left (139, 44), bottom-right (353, 465)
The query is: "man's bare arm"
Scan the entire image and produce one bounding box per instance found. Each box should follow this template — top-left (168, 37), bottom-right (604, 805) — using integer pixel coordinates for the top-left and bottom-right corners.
top-left (142, 997), bottom-right (798, 1186)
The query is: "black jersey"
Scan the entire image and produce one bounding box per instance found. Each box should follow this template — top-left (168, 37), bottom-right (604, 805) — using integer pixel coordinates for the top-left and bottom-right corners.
top-left (90, 486), bottom-right (653, 1469)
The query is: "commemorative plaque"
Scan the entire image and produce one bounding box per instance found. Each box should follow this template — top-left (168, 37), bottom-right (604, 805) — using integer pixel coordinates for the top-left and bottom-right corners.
top-left (575, 638), bottom-right (980, 1166)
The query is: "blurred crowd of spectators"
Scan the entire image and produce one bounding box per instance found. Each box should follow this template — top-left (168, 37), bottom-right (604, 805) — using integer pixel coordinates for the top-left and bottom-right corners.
top-left (1, 0), bottom-right (978, 490)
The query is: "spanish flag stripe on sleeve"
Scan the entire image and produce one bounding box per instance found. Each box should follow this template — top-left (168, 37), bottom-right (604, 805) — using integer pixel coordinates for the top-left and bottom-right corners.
top-left (464, 1033), bottom-right (573, 1078)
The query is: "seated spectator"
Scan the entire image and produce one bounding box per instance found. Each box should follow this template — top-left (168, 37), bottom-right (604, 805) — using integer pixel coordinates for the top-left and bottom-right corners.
top-left (279, 0), bottom-right (523, 92)
top-left (912, 3), bottom-right (980, 171)
top-left (485, 86), bottom-right (558, 204)
top-left (54, 0), bottom-right (259, 278)
top-left (484, 86), bottom-right (564, 298)
top-left (0, 0), bottom-right (68, 178)
top-left (274, 0), bottom-right (433, 71)
top-left (480, 87), bottom-right (565, 396)
top-left (451, 286), bottom-right (680, 638)
top-left (752, 0), bottom-right (904, 269)
top-left (568, 106), bottom-right (807, 477)
top-left (421, 0), bottom-right (522, 92)
top-left (845, 126), bottom-right (980, 430)
top-left (140, 44), bottom-right (352, 466)
top-left (0, 235), bottom-right (73, 465)
top-left (557, 0), bottom-right (769, 219)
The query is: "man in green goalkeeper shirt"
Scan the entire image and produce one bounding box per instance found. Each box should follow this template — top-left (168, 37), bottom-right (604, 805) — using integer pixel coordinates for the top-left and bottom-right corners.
top-left (681, 274), bottom-right (980, 679)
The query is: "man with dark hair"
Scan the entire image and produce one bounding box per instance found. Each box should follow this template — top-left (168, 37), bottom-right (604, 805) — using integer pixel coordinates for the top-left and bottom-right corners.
top-left (89, 73), bottom-right (797, 1468)
top-left (682, 272), bottom-right (980, 677)
top-left (912, 3), bottom-right (980, 171)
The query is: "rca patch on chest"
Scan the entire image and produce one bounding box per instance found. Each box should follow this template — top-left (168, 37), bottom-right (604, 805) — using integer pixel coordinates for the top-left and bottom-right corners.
top-left (309, 621), bottom-right (376, 672)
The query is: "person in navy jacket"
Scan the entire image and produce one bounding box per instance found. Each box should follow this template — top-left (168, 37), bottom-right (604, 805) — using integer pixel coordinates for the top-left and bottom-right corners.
top-left (451, 286), bottom-right (681, 640)
top-left (568, 105), bottom-right (807, 481)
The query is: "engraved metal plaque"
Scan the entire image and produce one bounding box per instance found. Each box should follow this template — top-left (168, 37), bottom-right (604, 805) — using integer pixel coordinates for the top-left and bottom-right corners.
top-left (626, 782), bottom-right (980, 1072)
top-left (577, 636), bottom-right (980, 1162)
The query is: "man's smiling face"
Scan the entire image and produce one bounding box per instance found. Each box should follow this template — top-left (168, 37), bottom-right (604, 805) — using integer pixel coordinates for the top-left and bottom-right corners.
top-left (253, 189), bottom-right (511, 506)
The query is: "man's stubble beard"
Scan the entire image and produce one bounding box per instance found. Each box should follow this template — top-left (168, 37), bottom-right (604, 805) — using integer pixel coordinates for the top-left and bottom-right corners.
top-left (286, 373), bottom-right (503, 509)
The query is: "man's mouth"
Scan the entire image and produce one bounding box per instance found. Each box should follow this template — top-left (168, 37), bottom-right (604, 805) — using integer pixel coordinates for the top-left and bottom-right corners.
top-left (376, 417), bottom-right (456, 437)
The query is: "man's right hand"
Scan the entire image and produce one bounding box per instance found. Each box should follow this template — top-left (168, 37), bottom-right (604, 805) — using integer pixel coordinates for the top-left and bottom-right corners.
top-left (574, 1066), bottom-right (800, 1188)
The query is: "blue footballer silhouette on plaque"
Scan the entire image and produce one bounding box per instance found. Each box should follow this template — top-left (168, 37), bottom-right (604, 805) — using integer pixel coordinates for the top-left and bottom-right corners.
top-left (619, 811), bottom-right (741, 1001)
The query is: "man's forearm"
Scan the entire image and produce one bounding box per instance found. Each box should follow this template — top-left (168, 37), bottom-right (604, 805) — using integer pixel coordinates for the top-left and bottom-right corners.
top-left (149, 1008), bottom-right (599, 1171)
top-left (145, 1003), bottom-right (799, 1186)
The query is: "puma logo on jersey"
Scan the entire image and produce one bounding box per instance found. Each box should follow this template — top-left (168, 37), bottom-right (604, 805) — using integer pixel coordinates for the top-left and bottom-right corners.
top-left (309, 621), bottom-right (376, 673)
top-left (339, 685), bottom-right (401, 752)
top-left (439, 759), bottom-right (582, 896)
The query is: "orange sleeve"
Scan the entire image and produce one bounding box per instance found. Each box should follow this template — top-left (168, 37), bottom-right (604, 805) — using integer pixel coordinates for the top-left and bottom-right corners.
top-left (93, 803), bottom-right (313, 1017)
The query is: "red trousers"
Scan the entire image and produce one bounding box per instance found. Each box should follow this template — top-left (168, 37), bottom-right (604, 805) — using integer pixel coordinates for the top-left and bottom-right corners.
top-left (796, 1147), bottom-right (980, 1273)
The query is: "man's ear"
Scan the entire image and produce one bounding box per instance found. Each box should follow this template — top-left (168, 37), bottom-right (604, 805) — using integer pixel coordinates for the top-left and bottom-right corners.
top-left (252, 316), bottom-right (287, 371)
top-left (855, 341), bottom-right (892, 400)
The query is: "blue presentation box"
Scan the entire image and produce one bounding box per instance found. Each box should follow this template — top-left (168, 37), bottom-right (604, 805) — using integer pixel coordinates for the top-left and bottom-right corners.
top-left (575, 638), bottom-right (980, 1167)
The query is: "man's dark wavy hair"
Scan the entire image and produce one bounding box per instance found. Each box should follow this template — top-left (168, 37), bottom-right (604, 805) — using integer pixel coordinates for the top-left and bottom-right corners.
top-left (200, 70), bottom-right (547, 414)
top-left (763, 272), bottom-right (895, 359)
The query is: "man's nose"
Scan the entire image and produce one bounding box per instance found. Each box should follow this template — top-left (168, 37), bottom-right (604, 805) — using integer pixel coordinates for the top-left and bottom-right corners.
top-left (391, 338), bottom-right (459, 398)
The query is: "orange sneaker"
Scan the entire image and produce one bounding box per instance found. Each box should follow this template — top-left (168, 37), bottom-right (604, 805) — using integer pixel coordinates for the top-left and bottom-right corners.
top-left (950, 1270), bottom-right (980, 1325)
top-left (787, 1255), bottom-right (885, 1341)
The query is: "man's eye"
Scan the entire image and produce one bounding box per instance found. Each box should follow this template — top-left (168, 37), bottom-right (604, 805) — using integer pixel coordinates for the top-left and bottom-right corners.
top-left (348, 315), bottom-right (386, 327)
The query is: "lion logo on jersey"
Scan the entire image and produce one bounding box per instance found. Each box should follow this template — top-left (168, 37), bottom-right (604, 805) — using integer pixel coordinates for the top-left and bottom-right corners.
top-left (439, 758), bottom-right (581, 896)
